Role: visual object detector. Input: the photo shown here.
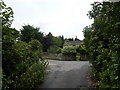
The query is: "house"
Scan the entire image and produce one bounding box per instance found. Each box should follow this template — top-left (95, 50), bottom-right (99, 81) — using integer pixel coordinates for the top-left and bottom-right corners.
top-left (63, 40), bottom-right (84, 47)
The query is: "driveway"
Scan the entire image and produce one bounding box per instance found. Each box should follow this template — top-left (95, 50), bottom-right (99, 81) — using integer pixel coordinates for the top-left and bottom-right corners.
top-left (37, 60), bottom-right (90, 88)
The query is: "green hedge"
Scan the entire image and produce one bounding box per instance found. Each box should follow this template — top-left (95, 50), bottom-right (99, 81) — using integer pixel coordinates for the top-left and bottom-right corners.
top-left (83, 2), bottom-right (120, 88)
top-left (61, 46), bottom-right (77, 54)
top-left (2, 1), bottom-right (48, 89)
top-left (2, 27), bottom-right (48, 89)
top-left (47, 45), bottom-right (61, 54)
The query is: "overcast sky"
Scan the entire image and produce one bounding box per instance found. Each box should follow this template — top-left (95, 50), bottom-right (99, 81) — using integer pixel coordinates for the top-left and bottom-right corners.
top-left (4, 0), bottom-right (103, 40)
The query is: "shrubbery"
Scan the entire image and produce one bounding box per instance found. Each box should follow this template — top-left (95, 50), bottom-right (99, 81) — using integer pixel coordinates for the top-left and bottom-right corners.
top-left (61, 46), bottom-right (77, 54)
top-left (61, 45), bottom-right (88, 61)
top-left (83, 2), bottom-right (120, 88)
top-left (2, 1), bottom-right (48, 89)
top-left (76, 45), bottom-right (87, 55)
top-left (2, 32), bottom-right (48, 89)
top-left (47, 45), bottom-right (61, 54)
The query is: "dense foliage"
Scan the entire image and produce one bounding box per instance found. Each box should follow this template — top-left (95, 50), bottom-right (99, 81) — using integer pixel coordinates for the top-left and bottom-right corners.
top-left (20, 25), bottom-right (44, 43)
top-left (83, 2), bottom-right (120, 88)
top-left (42, 32), bottom-right (56, 52)
top-left (76, 45), bottom-right (87, 55)
top-left (1, 0), bottom-right (13, 27)
top-left (47, 45), bottom-right (61, 54)
top-left (20, 25), bottom-right (65, 53)
top-left (2, 1), bottom-right (48, 89)
top-left (42, 32), bottom-right (64, 52)
top-left (47, 36), bottom-right (64, 53)
top-left (61, 46), bottom-right (77, 54)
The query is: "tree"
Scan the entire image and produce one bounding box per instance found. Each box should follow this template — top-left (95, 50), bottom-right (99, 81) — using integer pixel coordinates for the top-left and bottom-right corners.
top-left (75, 36), bottom-right (80, 41)
top-left (1, 0), bottom-right (18, 76)
top-left (65, 38), bottom-right (74, 41)
top-left (1, 0), bottom-right (20, 89)
top-left (53, 35), bottom-right (64, 48)
top-left (20, 24), bottom-right (44, 43)
top-left (61, 35), bottom-right (65, 47)
top-left (47, 35), bottom-right (64, 53)
top-left (42, 32), bottom-right (55, 52)
top-left (2, 1), bottom-right (48, 89)
top-left (82, 26), bottom-right (93, 51)
top-left (0, 0), bottom-right (14, 27)
top-left (84, 1), bottom-right (120, 88)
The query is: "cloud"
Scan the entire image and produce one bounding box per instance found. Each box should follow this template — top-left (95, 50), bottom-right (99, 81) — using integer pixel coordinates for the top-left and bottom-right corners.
top-left (4, 0), bottom-right (104, 40)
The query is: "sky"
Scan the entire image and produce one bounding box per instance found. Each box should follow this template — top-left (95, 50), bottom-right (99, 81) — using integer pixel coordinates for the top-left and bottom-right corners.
top-left (4, 0), bottom-right (103, 40)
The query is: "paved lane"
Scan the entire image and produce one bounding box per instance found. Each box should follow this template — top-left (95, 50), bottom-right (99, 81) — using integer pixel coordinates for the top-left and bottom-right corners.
top-left (37, 60), bottom-right (90, 88)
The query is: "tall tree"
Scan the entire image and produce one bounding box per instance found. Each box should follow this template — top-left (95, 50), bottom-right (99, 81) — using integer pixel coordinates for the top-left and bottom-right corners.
top-left (53, 35), bottom-right (64, 48)
top-left (84, 1), bottom-right (120, 88)
top-left (1, 0), bottom-right (14, 27)
top-left (20, 25), bottom-right (44, 43)
top-left (42, 32), bottom-right (55, 52)
top-left (60, 35), bottom-right (65, 48)
top-left (83, 26), bottom-right (93, 51)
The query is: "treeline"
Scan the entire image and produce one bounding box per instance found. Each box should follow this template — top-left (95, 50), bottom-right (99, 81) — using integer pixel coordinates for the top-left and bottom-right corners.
top-left (83, 2), bottom-right (120, 88)
top-left (20, 25), bottom-right (64, 53)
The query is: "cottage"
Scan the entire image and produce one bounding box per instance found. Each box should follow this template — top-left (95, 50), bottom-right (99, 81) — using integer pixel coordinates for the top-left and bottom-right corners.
top-left (63, 40), bottom-right (84, 47)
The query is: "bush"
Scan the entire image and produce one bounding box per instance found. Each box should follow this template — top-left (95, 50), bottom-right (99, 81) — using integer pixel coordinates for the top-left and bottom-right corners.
top-left (2, 33), bottom-right (48, 89)
top-left (47, 45), bottom-right (59, 54)
top-left (56, 48), bottom-right (62, 54)
top-left (76, 45), bottom-right (87, 55)
top-left (61, 46), bottom-right (77, 54)
top-left (16, 62), bottom-right (48, 89)
top-left (76, 53), bottom-right (81, 60)
top-left (2, 1), bottom-right (48, 89)
top-left (29, 39), bottom-right (43, 52)
top-left (83, 2), bottom-right (120, 88)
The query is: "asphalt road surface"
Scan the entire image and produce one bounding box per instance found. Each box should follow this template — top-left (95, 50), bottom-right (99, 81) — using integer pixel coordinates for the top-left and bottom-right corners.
top-left (37, 60), bottom-right (90, 88)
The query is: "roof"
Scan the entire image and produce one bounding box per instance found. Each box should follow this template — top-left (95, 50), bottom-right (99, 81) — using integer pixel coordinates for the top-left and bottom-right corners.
top-left (63, 40), bottom-right (84, 47)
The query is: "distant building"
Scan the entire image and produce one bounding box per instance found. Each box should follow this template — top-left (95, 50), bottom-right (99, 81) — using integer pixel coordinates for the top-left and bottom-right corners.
top-left (63, 40), bottom-right (84, 47)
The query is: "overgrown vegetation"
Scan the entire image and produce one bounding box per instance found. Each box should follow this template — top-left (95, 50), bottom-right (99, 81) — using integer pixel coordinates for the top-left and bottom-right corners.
top-left (42, 32), bottom-right (64, 52)
top-left (61, 45), bottom-right (87, 61)
top-left (83, 1), bottom-right (120, 88)
top-left (20, 25), bottom-right (44, 43)
top-left (61, 46), bottom-right (77, 54)
top-left (76, 45), bottom-right (88, 61)
top-left (3, 0), bottom-right (120, 89)
top-left (2, 0), bottom-right (48, 89)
